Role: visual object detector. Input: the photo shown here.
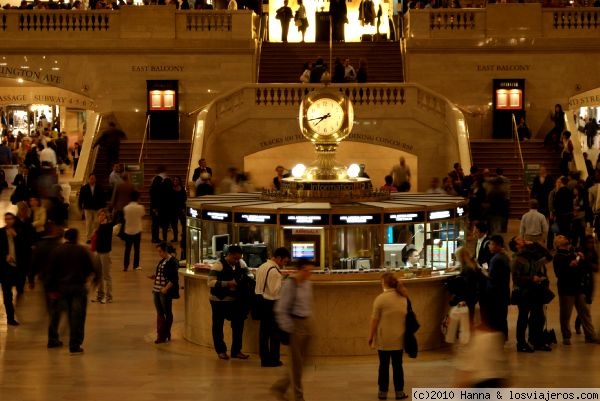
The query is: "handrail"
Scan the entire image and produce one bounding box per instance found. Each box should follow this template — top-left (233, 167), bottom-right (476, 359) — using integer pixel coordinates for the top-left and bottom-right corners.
top-left (138, 114), bottom-right (150, 165)
top-left (186, 119), bottom-right (197, 190)
top-left (512, 113), bottom-right (525, 172)
top-left (82, 114), bottom-right (103, 181)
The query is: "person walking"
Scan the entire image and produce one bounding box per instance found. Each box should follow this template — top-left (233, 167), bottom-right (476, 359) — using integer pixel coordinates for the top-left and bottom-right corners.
top-left (552, 235), bottom-right (599, 345)
top-left (368, 272), bottom-right (410, 401)
top-left (255, 247), bottom-right (291, 367)
top-left (92, 209), bottom-right (113, 303)
top-left (123, 191), bottom-right (144, 271)
top-left (78, 174), bottom-right (106, 243)
top-left (295, 0), bottom-right (308, 42)
top-left (46, 228), bottom-right (99, 353)
top-left (509, 236), bottom-right (553, 353)
top-left (275, 0), bottom-right (293, 42)
top-left (149, 242), bottom-right (180, 344)
top-left (207, 245), bottom-right (251, 360)
top-left (93, 121), bottom-right (127, 171)
top-left (110, 172), bottom-right (134, 238)
top-left (481, 234), bottom-right (511, 339)
top-left (272, 259), bottom-right (314, 401)
top-left (0, 208), bottom-right (26, 326)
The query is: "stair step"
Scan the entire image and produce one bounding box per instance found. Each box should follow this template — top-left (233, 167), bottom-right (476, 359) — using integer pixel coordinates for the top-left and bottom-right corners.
top-left (259, 42), bottom-right (403, 83)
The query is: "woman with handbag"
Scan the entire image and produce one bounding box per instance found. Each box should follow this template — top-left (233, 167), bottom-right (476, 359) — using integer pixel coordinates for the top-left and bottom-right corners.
top-left (368, 273), bottom-right (409, 401)
top-left (295, 0), bottom-right (308, 42)
top-left (552, 235), bottom-right (599, 345)
top-left (149, 242), bottom-right (180, 344)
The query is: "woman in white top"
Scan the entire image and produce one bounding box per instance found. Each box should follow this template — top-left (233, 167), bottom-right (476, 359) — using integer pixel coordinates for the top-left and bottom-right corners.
top-left (369, 273), bottom-right (409, 401)
top-left (29, 196), bottom-right (47, 237)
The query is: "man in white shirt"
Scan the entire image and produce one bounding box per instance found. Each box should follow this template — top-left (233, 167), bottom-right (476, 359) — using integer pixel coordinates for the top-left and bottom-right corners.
top-left (519, 199), bottom-right (549, 246)
top-left (343, 58), bottom-right (356, 82)
top-left (39, 143), bottom-right (57, 168)
top-left (108, 163), bottom-right (123, 189)
top-left (255, 247), bottom-right (291, 367)
top-left (123, 190), bottom-right (144, 271)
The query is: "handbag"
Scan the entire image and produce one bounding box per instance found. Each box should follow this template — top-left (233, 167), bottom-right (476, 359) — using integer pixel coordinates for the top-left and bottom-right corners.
top-left (404, 298), bottom-right (420, 358)
top-left (295, 19), bottom-right (302, 27)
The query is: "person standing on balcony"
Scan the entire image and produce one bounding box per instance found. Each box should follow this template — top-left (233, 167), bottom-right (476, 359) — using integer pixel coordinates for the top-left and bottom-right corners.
top-left (275, 0), bottom-right (293, 43)
top-left (227, 0), bottom-right (237, 10)
top-left (295, 0), bottom-right (308, 42)
top-left (330, 0), bottom-right (348, 42)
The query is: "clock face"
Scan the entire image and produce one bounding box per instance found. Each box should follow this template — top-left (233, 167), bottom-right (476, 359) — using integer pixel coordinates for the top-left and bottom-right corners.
top-left (305, 98), bottom-right (344, 136)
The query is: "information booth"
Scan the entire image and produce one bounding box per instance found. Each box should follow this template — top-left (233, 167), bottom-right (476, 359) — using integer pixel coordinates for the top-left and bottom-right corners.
top-left (181, 192), bottom-right (467, 356)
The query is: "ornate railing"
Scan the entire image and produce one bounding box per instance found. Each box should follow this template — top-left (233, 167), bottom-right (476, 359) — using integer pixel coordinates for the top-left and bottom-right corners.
top-left (408, 6), bottom-right (600, 39)
top-left (253, 86), bottom-right (409, 107)
top-left (0, 8), bottom-right (256, 43)
top-left (551, 9), bottom-right (600, 29)
top-left (18, 11), bottom-right (112, 31)
top-left (429, 10), bottom-right (476, 30)
top-left (185, 11), bottom-right (232, 32)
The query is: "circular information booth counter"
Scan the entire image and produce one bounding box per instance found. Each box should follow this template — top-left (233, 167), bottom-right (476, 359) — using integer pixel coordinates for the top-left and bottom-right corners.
top-left (182, 192), bottom-right (467, 356)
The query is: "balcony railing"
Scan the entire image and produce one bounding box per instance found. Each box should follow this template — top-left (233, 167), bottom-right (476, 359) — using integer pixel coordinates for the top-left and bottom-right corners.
top-left (406, 4), bottom-right (600, 39)
top-left (0, 7), bottom-right (257, 44)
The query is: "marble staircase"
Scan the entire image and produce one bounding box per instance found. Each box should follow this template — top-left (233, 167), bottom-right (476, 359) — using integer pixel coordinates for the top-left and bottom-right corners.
top-left (258, 42), bottom-right (404, 83)
top-left (470, 139), bottom-right (562, 219)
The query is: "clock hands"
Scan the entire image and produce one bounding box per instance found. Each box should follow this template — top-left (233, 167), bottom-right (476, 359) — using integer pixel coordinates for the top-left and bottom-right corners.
top-left (307, 113), bottom-right (331, 125)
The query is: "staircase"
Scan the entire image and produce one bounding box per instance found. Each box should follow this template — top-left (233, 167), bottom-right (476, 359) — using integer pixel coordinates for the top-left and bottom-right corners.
top-left (93, 140), bottom-right (191, 210)
top-left (258, 42), bottom-right (404, 83)
top-left (470, 139), bottom-right (562, 219)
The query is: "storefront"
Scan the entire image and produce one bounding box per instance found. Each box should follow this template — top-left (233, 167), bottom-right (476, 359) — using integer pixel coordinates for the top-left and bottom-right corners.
top-left (0, 87), bottom-right (94, 145)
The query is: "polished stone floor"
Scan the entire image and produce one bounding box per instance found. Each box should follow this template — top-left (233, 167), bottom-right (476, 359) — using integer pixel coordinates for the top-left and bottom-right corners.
top-left (1, 194), bottom-right (600, 400)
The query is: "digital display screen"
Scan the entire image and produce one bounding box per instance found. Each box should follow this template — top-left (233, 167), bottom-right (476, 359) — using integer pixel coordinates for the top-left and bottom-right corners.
top-left (292, 242), bottom-right (315, 260)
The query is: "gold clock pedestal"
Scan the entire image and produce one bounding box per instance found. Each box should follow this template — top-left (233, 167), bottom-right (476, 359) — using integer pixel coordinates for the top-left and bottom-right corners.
top-left (261, 89), bottom-right (391, 203)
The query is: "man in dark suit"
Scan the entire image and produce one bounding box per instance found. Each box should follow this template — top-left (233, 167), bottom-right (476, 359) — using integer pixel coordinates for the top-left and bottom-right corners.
top-left (46, 228), bottom-right (99, 353)
top-left (481, 235), bottom-right (511, 339)
top-left (191, 158), bottom-right (213, 183)
top-left (78, 174), bottom-right (106, 243)
top-left (0, 208), bottom-right (27, 326)
top-left (473, 221), bottom-right (492, 268)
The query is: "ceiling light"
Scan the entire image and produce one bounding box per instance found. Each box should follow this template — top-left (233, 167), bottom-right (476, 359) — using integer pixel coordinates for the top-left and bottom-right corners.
top-left (17, 78), bottom-right (24, 83)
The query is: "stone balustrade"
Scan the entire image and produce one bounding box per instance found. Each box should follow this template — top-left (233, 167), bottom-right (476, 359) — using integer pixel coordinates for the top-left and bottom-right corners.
top-left (407, 4), bottom-right (600, 39)
top-left (0, 7), bottom-right (256, 45)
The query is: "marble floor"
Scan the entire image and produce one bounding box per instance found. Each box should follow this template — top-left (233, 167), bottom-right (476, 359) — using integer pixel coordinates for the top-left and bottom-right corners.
top-left (1, 193), bottom-right (600, 400)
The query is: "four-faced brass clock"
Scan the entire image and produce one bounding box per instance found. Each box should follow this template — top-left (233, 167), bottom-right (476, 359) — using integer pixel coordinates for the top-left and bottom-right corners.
top-left (299, 91), bottom-right (354, 143)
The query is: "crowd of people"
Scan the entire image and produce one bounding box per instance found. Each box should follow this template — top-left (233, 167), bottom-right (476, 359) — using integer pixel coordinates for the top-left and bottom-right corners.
top-left (299, 56), bottom-right (367, 84)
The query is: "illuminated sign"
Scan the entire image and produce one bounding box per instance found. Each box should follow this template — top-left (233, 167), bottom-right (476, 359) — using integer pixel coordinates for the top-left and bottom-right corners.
top-left (281, 214), bottom-right (329, 225)
top-left (188, 207), bottom-right (199, 218)
top-left (428, 210), bottom-right (451, 220)
top-left (201, 210), bottom-right (231, 222)
top-left (384, 212), bottom-right (425, 224)
top-left (332, 214), bottom-right (381, 225)
top-left (234, 213), bottom-right (276, 224)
